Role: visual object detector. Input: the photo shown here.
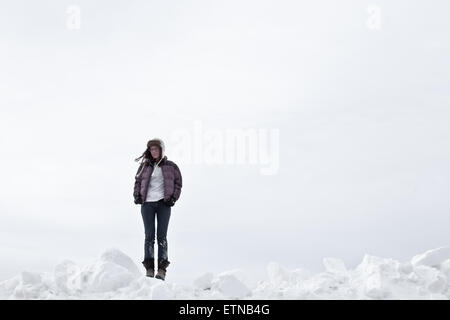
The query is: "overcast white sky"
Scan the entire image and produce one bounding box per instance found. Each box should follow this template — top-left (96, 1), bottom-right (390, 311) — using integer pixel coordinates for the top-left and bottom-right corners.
top-left (1, 0), bottom-right (449, 284)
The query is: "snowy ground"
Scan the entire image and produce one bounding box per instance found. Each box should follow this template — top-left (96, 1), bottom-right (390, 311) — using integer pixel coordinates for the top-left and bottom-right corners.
top-left (1, 247), bottom-right (450, 299)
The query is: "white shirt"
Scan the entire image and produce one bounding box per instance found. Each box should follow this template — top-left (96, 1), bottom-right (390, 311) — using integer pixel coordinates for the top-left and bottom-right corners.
top-left (145, 165), bottom-right (165, 202)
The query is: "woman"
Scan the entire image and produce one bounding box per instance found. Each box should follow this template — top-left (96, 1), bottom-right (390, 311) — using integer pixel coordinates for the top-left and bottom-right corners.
top-left (133, 138), bottom-right (182, 280)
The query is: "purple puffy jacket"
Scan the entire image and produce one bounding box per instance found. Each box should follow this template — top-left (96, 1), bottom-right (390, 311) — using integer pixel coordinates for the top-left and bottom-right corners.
top-left (133, 155), bottom-right (182, 204)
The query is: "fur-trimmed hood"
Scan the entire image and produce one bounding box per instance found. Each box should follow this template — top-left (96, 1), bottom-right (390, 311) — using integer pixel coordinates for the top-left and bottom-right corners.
top-left (146, 137), bottom-right (167, 165)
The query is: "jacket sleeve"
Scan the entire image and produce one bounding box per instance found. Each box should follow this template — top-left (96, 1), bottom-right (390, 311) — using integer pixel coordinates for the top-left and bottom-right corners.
top-left (133, 163), bottom-right (144, 197)
top-left (173, 163), bottom-right (182, 201)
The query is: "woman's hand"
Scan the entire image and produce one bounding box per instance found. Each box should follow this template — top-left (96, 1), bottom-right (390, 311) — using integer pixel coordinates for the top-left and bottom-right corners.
top-left (164, 196), bottom-right (176, 207)
top-left (134, 194), bottom-right (143, 205)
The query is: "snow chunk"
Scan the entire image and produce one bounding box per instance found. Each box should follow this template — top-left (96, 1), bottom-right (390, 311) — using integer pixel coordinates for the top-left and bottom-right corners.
top-left (289, 268), bottom-right (312, 285)
top-left (211, 274), bottom-right (251, 299)
top-left (193, 272), bottom-right (214, 290)
top-left (413, 265), bottom-right (447, 294)
top-left (267, 261), bottom-right (290, 286)
top-left (352, 254), bottom-right (401, 299)
top-left (100, 248), bottom-right (141, 277)
top-left (440, 259), bottom-right (450, 277)
top-left (53, 260), bottom-right (80, 294)
top-left (364, 273), bottom-right (386, 299)
top-left (53, 248), bottom-right (140, 295)
top-left (217, 268), bottom-right (254, 289)
top-left (398, 262), bottom-right (413, 274)
top-left (151, 282), bottom-right (176, 299)
top-left (75, 254), bottom-right (138, 293)
top-left (411, 247), bottom-right (450, 268)
top-left (323, 257), bottom-right (347, 274)
top-left (20, 271), bottom-right (42, 285)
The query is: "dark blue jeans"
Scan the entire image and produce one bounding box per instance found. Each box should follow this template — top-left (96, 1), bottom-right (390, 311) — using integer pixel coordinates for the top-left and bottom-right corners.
top-left (141, 199), bottom-right (171, 262)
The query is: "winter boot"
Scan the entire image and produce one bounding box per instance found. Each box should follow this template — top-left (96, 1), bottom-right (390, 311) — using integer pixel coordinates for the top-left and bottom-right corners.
top-left (155, 259), bottom-right (170, 281)
top-left (142, 258), bottom-right (155, 277)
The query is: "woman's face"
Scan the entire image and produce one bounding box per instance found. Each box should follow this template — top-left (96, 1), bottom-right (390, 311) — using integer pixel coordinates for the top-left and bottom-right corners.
top-left (150, 146), bottom-right (160, 159)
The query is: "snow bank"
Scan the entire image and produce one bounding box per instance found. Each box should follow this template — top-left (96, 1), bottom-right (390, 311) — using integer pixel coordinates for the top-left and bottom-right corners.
top-left (1, 247), bottom-right (450, 299)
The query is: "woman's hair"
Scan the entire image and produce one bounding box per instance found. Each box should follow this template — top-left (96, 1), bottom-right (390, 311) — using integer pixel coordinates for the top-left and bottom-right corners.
top-left (134, 148), bottom-right (151, 163)
top-left (134, 140), bottom-right (162, 164)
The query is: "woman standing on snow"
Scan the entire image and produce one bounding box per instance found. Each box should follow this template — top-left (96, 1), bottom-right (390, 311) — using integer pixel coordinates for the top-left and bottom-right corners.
top-left (133, 138), bottom-right (182, 280)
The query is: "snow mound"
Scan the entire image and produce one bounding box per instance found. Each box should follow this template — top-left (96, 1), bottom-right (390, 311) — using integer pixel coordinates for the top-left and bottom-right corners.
top-left (211, 273), bottom-right (251, 299)
top-left (1, 247), bottom-right (450, 299)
